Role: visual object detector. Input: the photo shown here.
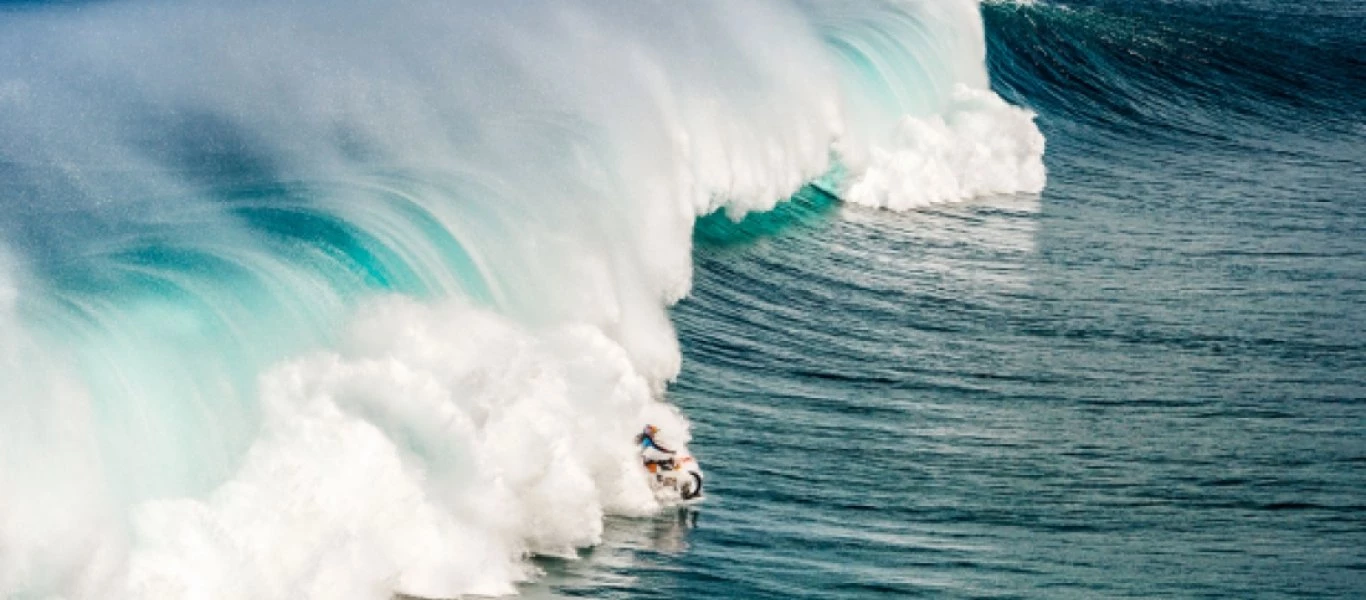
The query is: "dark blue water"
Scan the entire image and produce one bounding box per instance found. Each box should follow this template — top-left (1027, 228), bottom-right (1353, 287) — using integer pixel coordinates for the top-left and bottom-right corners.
top-left (534, 1), bottom-right (1366, 597)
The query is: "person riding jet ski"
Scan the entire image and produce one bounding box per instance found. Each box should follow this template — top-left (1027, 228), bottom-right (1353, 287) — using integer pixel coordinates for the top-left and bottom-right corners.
top-left (635, 423), bottom-right (704, 501)
top-left (635, 424), bottom-right (676, 470)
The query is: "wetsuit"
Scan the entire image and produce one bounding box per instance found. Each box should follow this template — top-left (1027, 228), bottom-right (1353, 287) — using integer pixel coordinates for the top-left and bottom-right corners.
top-left (638, 434), bottom-right (676, 469)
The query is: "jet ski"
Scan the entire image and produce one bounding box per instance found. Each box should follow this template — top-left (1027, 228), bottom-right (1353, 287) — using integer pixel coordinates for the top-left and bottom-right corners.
top-left (637, 424), bottom-right (704, 504)
top-left (644, 452), bottom-right (704, 503)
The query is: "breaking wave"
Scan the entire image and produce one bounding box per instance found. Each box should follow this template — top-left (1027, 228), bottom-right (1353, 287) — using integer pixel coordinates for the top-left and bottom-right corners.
top-left (0, 0), bottom-right (1044, 597)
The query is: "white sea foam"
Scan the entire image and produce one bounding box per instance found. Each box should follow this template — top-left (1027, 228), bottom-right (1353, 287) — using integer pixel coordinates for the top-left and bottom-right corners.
top-left (845, 85), bottom-right (1047, 211)
top-left (123, 298), bottom-right (685, 599)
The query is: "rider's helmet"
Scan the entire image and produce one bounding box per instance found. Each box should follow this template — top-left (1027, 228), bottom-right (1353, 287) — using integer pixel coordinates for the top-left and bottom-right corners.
top-left (643, 424), bottom-right (659, 437)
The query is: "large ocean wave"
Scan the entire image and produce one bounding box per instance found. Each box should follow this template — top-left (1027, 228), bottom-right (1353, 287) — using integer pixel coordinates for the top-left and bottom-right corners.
top-left (0, 1), bottom-right (1044, 597)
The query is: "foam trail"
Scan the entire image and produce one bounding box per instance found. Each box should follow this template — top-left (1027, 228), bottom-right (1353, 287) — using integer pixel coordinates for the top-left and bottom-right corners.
top-left (0, 0), bottom-right (1044, 597)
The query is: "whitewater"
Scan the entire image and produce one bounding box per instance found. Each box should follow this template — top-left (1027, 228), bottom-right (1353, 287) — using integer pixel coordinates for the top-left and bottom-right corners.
top-left (0, 1), bottom-right (1043, 597)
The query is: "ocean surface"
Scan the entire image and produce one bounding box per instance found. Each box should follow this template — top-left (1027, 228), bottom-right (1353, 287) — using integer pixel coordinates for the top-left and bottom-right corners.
top-left (1, 0), bottom-right (1363, 598)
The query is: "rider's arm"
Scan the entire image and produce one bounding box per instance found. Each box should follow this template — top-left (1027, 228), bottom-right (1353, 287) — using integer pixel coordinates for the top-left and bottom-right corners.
top-left (645, 436), bottom-right (675, 455)
top-left (641, 445), bottom-right (675, 464)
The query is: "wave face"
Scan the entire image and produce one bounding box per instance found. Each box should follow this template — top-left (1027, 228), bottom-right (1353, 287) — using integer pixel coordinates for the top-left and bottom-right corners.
top-left (0, 0), bottom-right (1044, 597)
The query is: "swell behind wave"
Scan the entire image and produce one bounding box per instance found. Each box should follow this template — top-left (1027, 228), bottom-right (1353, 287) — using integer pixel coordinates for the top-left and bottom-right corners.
top-left (983, 0), bottom-right (1366, 145)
